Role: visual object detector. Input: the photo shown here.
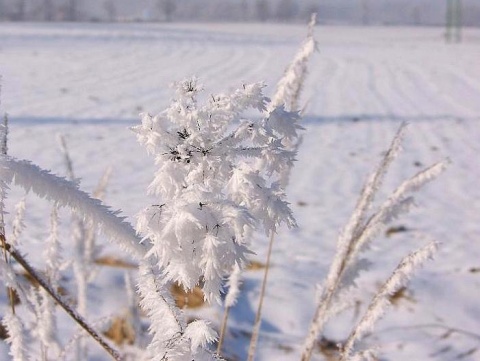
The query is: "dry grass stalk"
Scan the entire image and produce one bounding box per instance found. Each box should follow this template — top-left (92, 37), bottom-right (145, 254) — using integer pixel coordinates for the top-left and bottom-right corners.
top-left (247, 230), bottom-right (275, 361)
top-left (246, 260), bottom-right (266, 271)
top-left (170, 283), bottom-right (205, 309)
top-left (217, 306), bottom-right (231, 354)
top-left (0, 114), bottom-right (16, 315)
top-left (94, 255), bottom-right (137, 269)
top-left (104, 315), bottom-right (136, 346)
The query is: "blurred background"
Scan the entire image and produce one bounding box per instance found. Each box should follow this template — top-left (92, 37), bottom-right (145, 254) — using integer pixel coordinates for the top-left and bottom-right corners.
top-left (0, 0), bottom-right (479, 27)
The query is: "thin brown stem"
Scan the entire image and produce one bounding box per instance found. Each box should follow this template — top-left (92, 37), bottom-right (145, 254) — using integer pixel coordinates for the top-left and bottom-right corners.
top-left (1, 234), bottom-right (16, 314)
top-left (247, 230), bottom-right (275, 361)
top-left (1, 238), bottom-right (123, 361)
top-left (1, 113), bottom-right (8, 156)
top-left (0, 115), bottom-right (14, 314)
top-left (217, 305), bottom-right (230, 354)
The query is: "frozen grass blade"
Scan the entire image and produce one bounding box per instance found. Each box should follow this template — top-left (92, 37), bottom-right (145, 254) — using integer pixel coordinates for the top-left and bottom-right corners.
top-left (0, 115), bottom-right (17, 315)
top-left (271, 13), bottom-right (317, 111)
top-left (36, 206), bottom-right (63, 358)
top-left (84, 167), bottom-right (113, 280)
top-left (301, 124), bottom-right (406, 361)
top-left (340, 242), bottom-right (439, 360)
top-left (10, 197), bottom-right (26, 247)
top-left (2, 311), bottom-right (29, 361)
top-left (1, 113), bottom-right (8, 157)
top-left (301, 124), bottom-right (446, 361)
top-left (0, 156), bottom-right (146, 259)
top-left (58, 134), bottom-right (75, 181)
top-left (349, 161), bottom-right (448, 266)
top-left (347, 123), bottom-right (407, 241)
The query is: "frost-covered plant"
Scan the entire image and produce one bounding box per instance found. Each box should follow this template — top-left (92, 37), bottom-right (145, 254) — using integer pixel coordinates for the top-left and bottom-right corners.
top-left (133, 78), bottom-right (298, 304)
top-left (340, 241), bottom-right (438, 360)
top-left (57, 135), bottom-right (113, 360)
top-left (271, 13), bottom-right (317, 113)
top-left (217, 263), bottom-right (241, 353)
top-left (246, 15), bottom-right (316, 359)
top-left (58, 134), bottom-right (90, 360)
top-left (2, 312), bottom-right (29, 361)
top-left (301, 124), bottom-right (447, 361)
top-left (0, 160), bottom-right (125, 359)
top-left (132, 78), bottom-right (300, 360)
top-left (0, 156), bottom-right (145, 259)
top-left (137, 260), bottom-right (219, 361)
top-left (30, 206), bottom-right (63, 359)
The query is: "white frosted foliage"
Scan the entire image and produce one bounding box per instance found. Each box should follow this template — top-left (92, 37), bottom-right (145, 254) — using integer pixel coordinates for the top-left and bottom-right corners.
top-left (0, 155), bottom-right (146, 259)
top-left (183, 320), bottom-right (217, 353)
top-left (137, 261), bottom-right (218, 361)
top-left (224, 263), bottom-right (242, 308)
top-left (134, 78), bottom-right (297, 302)
top-left (301, 124), bottom-right (447, 361)
top-left (341, 242), bottom-right (438, 360)
top-left (271, 13), bottom-right (317, 111)
top-left (3, 312), bottom-right (29, 361)
top-left (10, 197), bottom-right (26, 247)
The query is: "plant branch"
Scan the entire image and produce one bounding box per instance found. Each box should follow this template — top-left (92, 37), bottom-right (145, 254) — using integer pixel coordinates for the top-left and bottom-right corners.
top-left (247, 230), bottom-right (275, 361)
top-left (217, 305), bottom-right (230, 354)
top-left (0, 237), bottom-right (123, 361)
top-left (0, 114), bottom-right (15, 315)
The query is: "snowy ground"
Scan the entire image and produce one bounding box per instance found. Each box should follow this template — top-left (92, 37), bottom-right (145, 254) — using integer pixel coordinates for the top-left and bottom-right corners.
top-left (0, 22), bottom-right (480, 360)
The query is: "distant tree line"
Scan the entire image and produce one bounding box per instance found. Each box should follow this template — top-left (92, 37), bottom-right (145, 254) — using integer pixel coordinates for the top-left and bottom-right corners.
top-left (0, 0), bottom-right (479, 26)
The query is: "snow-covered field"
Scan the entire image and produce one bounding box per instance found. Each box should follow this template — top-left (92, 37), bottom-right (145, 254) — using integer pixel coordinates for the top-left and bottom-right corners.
top-left (1, 22), bottom-right (480, 360)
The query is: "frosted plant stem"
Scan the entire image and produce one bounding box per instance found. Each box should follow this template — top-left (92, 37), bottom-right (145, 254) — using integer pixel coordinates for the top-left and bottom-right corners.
top-left (59, 134), bottom-right (89, 361)
top-left (216, 305), bottom-right (230, 354)
top-left (3, 310), bottom-right (28, 361)
top-left (247, 230), bottom-right (275, 361)
top-left (218, 263), bottom-right (242, 355)
top-left (348, 123), bottom-right (406, 241)
top-left (1, 239), bottom-right (123, 361)
top-left (300, 282), bottom-right (337, 361)
top-left (340, 242), bottom-right (438, 360)
top-left (271, 13), bottom-right (317, 111)
top-left (300, 124), bottom-right (409, 361)
top-left (0, 115), bottom-right (15, 314)
top-left (58, 134), bottom-right (75, 180)
top-left (1, 113), bottom-right (8, 156)
top-left (0, 156), bottom-right (146, 259)
top-left (0, 233), bottom-right (15, 314)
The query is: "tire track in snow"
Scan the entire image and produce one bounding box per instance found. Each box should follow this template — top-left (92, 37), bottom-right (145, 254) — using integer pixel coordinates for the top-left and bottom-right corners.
top-left (364, 60), bottom-right (397, 117)
top-left (317, 57), bottom-right (351, 115)
top-left (383, 62), bottom-right (434, 117)
top-left (399, 63), bottom-right (453, 116)
top-left (307, 57), bottom-right (340, 115)
top-left (410, 63), bottom-right (480, 117)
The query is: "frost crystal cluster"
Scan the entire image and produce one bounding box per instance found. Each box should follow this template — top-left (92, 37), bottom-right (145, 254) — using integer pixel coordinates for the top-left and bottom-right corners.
top-left (133, 78), bottom-right (299, 302)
